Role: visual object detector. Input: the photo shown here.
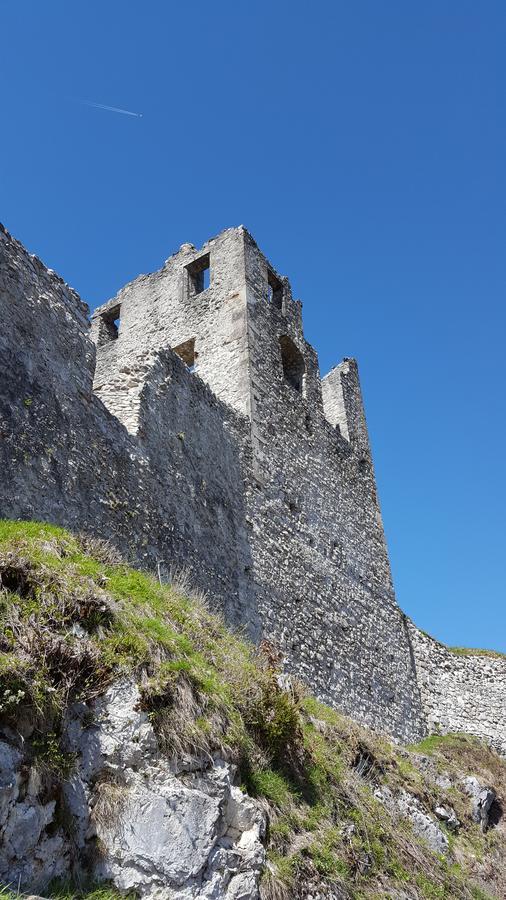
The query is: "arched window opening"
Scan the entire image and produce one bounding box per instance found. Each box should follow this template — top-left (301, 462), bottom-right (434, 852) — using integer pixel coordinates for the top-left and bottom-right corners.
top-left (279, 335), bottom-right (305, 395)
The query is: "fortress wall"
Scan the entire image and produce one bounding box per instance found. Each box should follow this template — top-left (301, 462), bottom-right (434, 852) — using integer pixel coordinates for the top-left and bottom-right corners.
top-left (407, 622), bottom-right (506, 755)
top-left (0, 224), bottom-right (256, 629)
top-left (241, 233), bottom-right (426, 743)
top-left (2, 221), bottom-right (504, 751)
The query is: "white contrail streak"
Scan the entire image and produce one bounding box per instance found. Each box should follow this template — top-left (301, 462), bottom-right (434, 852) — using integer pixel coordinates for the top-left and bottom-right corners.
top-left (79, 99), bottom-right (143, 118)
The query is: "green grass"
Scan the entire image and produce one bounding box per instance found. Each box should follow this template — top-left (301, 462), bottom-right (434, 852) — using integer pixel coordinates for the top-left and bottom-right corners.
top-left (0, 884), bottom-right (130, 900)
top-left (0, 519), bottom-right (302, 765)
top-left (410, 734), bottom-right (467, 754)
top-left (0, 520), bottom-right (505, 900)
top-left (244, 766), bottom-right (298, 806)
top-left (447, 646), bottom-right (506, 659)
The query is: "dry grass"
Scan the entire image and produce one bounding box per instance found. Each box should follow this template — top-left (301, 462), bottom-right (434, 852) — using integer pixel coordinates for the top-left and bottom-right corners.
top-left (0, 521), bottom-right (504, 900)
top-left (90, 771), bottom-right (129, 833)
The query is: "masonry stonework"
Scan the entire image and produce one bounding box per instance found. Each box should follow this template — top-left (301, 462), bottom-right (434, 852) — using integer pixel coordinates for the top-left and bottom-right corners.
top-left (408, 624), bottom-right (506, 755)
top-left (0, 222), bottom-right (504, 752)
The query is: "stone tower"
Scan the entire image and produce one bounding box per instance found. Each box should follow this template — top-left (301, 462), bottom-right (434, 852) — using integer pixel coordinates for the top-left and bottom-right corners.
top-left (91, 226), bottom-right (425, 742)
top-left (91, 226), bottom-right (365, 455)
top-left (3, 219), bottom-right (505, 751)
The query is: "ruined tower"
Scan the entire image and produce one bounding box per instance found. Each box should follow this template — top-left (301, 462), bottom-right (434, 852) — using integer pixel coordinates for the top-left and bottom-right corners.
top-left (90, 227), bottom-right (425, 742)
top-left (3, 220), bottom-right (505, 750)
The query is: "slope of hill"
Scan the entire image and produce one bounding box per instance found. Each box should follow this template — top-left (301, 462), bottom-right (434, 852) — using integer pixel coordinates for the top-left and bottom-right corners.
top-left (0, 522), bottom-right (504, 900)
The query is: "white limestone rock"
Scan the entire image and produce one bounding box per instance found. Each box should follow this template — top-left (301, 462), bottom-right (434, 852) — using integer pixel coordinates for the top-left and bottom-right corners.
top-left (0, 679), bottom-right (266, 899)
top-left (374, 786), bottom-right (448, 854)
top-left (70, 679), bottom-right (266, 898)
top-left (462, 775), bottom-right (497, 831)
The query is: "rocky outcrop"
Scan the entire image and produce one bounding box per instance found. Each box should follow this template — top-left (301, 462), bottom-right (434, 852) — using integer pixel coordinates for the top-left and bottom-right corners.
top-left (0, 680), bottom-right (265, 898)
top-left (373, 785), bottom-right (449, 854)
top-left (462, 776), bottom-right (498, 832)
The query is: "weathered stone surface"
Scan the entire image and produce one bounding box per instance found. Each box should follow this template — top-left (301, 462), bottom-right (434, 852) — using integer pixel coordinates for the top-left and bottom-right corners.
top-left (434, 805), bottom-right (460, 832)
top-left (462, 776), bottom-right (497, 832)
top-left (407, 624), bottom-right (506, 755)
top-left (374, 786), bottom-right (448, 854)
top-left (0, 679), bottom-right (266, 898)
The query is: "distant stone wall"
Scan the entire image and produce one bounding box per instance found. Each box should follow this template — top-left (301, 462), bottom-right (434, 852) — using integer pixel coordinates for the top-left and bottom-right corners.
top-left (408, 622), bottom-right (506, 755)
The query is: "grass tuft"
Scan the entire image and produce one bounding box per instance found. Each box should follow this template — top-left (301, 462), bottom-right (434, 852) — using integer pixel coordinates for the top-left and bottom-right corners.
top-left (0, 520), bottom-right (505, 900)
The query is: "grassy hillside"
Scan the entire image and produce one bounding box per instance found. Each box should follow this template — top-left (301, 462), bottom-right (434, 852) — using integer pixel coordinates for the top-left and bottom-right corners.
top-left (0, 521), bottom-right (504, 900)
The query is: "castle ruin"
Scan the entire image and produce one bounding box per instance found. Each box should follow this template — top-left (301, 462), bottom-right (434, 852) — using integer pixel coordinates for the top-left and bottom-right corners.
top-left (1, 223), bottom-right (504, 752)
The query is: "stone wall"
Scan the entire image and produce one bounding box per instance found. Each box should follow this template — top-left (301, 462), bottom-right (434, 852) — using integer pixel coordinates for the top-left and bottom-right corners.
top-left (87, 225), bottom-right (426, 743)
top-left (408, 623), bottom-right (506, 755)
top-left (240, 231), bottom-right (425, 743)
top-left (1, 219), bottom-right (504, 751)
top-left (0, 223), bottom-right (257, 634)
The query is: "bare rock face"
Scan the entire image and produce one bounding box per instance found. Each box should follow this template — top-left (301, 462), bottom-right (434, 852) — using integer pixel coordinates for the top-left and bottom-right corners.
top-left (373, 786), bottom-right (449, 855)
top-left (0, 679), bottom-right (266, 899)
top-left (462, 776), bottom-right (497, 832)
top-left (0, 741), bottom-right (70, 890)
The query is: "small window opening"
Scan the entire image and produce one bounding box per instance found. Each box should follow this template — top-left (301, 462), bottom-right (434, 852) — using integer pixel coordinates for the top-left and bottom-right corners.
top-left (173, 338), bottom-right (197, 373)
top-left (267, 270), bottom-right (283, 309)
top-left (279, 335), bottom-right (305, 394)
top-left (186, 253), bottom-right (210, 297)
top-left (99, 304), bottom-right (121, 344)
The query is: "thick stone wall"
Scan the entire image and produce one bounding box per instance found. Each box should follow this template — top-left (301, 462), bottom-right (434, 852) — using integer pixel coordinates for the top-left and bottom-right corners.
top-left (0, 223), bottom-right (256, 634)
top-left (86, 225), bottom-right (426, 742)
top-left (240, 232), bottom-right (425, 742)
top-left (1, 220), bottom-right (503, 751)
top-left (408, 623), bottom-right (506, 755)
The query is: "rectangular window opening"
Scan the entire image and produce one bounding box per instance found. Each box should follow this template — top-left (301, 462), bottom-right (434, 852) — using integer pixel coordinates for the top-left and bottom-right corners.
top-left (99, 304), bottom-right (121, 344)
top-left (267, 270), bottom-right (283, 309)
top-left (186, 253), bottom-right (210, 297)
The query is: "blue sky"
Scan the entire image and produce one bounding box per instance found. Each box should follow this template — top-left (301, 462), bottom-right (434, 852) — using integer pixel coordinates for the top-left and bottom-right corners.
top-left (1, 1), bottom-right (505, 651)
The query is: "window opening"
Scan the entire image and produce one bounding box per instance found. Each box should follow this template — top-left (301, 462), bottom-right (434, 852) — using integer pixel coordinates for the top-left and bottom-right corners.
top-left (186, 253), bottom-right (210, 297)
top-left (173, 338), bottom-right (197, 373)
top-left (99, 304), bottom-right (121, 344)
top-left (279, 335), bottom-right (305, 394)
top-left (267, 270), bottom-right (283, 309)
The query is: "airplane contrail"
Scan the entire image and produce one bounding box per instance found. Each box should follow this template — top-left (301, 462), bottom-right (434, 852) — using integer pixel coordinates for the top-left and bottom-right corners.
top-left (78, 99), bottom-right (143, 118)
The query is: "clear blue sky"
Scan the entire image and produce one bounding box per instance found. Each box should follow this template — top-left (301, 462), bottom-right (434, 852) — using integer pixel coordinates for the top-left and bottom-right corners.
top-left (1, 2), bottom-right (505, 651)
